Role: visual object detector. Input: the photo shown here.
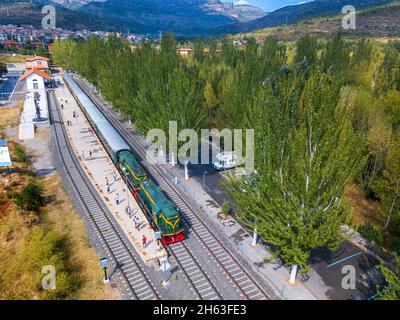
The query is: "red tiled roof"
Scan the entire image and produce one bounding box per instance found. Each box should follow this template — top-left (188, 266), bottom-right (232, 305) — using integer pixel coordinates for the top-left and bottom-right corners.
top-left (25, 55), bottom-right (50, 62)
top-left (20, 68), bottom-right (51, 81)
top-left (26, 65), bottom-right (49, 70)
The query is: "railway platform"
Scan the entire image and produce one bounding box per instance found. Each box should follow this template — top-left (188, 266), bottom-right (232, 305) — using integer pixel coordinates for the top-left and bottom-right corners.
top-left (53, 76), bottom-right (167, 264)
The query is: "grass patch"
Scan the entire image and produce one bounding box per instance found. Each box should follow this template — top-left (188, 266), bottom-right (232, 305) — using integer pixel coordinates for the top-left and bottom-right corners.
top-left (0, 106), bottom-right (20, 129)
top-left (358, 222), bottom-right (384, 245)
top-left (13, 144), bottom-right (29, 164)
top-left (0, 174), bottom-right (121, 299)
top-left (0, 103), bottom-right (120, 299)
top-left (0, 54), bottom-right (30, 63)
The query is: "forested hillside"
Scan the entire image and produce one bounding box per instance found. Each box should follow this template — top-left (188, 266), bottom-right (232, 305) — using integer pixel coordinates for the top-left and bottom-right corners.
top-left (52, 34), bottom-right (400, 298)
top-left (234, 1), bottom-right (400, 41)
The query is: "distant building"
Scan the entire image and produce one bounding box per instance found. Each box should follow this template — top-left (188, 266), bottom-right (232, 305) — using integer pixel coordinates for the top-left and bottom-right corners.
top-left (19, 68), bottom-right (51, 90)
top-left (177, 48), bottom-right (193, 56)
top-left (25, 56), bottom-right (50, 70)
top-left (4, 40), bottom-right (21, 49)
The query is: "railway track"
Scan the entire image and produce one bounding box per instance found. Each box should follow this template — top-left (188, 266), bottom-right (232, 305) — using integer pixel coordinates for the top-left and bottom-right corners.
top-left (74, 75), bottom-right (272, 300)
top-left (49, 90), bottom-right (161, 301)
top-left (169, 241), bottom-right (222, 300)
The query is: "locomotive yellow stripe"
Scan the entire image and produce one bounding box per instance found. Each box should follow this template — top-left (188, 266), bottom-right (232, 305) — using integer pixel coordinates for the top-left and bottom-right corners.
top-left (160, 213), bottom-right (181, 229)
top-left (119, 162), bottom-right (155, 206)
top-left (123, 161), bottom-right (147, 181)
top-left (139, 181), bottom-right (155, 205)
top-left (121, 161), bottom-right (180, 230)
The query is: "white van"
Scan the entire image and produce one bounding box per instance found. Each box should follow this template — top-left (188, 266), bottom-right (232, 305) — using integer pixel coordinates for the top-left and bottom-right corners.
top-left (213, 151), bottom-right (237, 171)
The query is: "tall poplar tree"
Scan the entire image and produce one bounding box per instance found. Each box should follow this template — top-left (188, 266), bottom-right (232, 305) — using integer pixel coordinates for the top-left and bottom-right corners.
top-left (225, 71), bottom-right (366, 271)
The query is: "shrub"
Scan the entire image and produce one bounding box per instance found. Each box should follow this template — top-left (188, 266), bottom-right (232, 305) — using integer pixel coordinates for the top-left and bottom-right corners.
top-left (358, 222), bottom-right (384, 245)
top-left (220, 200), bottom-right (231, 219)
top-left (14, 144), bottom-right (28, 164)
top-left (15, 180), bottom-right (45, 212)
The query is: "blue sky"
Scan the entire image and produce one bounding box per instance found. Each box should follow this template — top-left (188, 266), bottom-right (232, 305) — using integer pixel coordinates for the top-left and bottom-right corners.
top-left (232, 1), bottom-right (314, 12)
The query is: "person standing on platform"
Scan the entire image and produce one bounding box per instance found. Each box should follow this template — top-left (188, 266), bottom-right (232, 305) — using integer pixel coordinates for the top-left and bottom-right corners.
top-left (115, 193), bottom-right (120, 205)
top-left (89, 150), bottom-right (92, 159)
top-left (113, 171), bottom-right (118, 181)
top-left (142, 235), bottom-right (147, 248)
top-left (81, 150), bottom-right (85, 160)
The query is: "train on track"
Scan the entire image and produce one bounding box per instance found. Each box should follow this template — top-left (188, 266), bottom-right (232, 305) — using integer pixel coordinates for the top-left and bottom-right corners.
top-left (63, 73), bottom-right (185, 245)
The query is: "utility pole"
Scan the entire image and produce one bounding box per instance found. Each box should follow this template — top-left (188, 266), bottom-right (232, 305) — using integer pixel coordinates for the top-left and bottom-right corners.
top-left (123, 167), bottom-right (131, 215)
top-left (202, 170), bottom-right (207, 190)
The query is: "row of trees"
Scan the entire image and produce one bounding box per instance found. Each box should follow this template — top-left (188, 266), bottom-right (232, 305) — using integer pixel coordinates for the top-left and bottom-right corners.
top-left (52, 34), bottom-right (400, 294)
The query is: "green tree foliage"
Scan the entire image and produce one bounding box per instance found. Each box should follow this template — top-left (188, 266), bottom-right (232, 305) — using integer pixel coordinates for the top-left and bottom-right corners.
top-left (295, 35), bottom-right (318, 65)
top-left (15, 180), bottom-right (45, 213)
top-left (321, 34), bottom-right (350, 75)
top-left (193, 38), bottom-right (205, 63)
top-left (379, 255), bottom-right (400, 300)
top-left (357, 222), bottom-right (383, 245)
top-left (224, 72), bottom-right (366, 271)
top-left (52, 37), bottom-right (76, 70)
top-left (52, 33), bottom-right (400, 266)
top-left (372, 140), bottom-right (400, 230)
top-left (0, 60), bottom-right (7, 76)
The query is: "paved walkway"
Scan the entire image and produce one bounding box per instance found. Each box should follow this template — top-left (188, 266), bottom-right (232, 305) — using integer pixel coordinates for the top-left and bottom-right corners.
top-left (54, 76), bottom-right (167, 264)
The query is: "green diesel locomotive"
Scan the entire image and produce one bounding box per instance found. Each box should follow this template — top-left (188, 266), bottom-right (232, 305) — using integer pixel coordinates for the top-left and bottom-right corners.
top-left (117, 151), bottom-right (185, 245)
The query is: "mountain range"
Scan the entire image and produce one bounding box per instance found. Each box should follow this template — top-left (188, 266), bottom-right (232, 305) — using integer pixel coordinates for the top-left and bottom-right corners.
top-left (0, 0), bottom-right (397, 36)
top-left (219, 0), bottom-right (394, 34)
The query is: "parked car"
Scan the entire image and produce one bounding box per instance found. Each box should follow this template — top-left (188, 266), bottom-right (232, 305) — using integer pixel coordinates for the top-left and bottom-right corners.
top-left (213, 151), bottom-right (237, 171)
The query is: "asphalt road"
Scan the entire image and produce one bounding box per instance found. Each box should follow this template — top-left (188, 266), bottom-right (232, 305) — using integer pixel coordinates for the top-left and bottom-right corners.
top-left (307, 242), bottom-right (385, 300)
top-left (185, 140), bottom-right (234, 206)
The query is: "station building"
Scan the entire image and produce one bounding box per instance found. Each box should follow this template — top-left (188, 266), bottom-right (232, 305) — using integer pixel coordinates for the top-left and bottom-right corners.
top-left (19, 68), bottom-right (51, 90)
top-left (18, 68), bottom-right (51, 140)
top-left (25, 56), bottom-right (50, 71)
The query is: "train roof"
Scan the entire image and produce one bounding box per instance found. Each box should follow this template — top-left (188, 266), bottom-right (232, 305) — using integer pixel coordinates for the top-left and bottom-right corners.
top-left (142, 179), bottom-right (178, 219)
top-left (118, 150), bottom-right (147, 179)
top-left (118, 150), bottom-right (179, 218)
top-left (63, 73), bottom-right (130, 154)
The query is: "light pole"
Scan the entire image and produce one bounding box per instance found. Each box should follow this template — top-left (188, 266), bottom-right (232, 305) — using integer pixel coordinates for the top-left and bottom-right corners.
top-left (122, 167), bottom-right (131, 215)
top-left (202, 170), bottom-right (208, 190)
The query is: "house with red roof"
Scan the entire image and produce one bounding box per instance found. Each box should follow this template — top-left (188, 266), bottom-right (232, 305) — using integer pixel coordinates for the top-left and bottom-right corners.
top-left (20, 68), bottom-right (51, 90)
top-left (4, 40), bottom-right (21, 49)
top-left (25, 56), bottom-right (50, 70)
